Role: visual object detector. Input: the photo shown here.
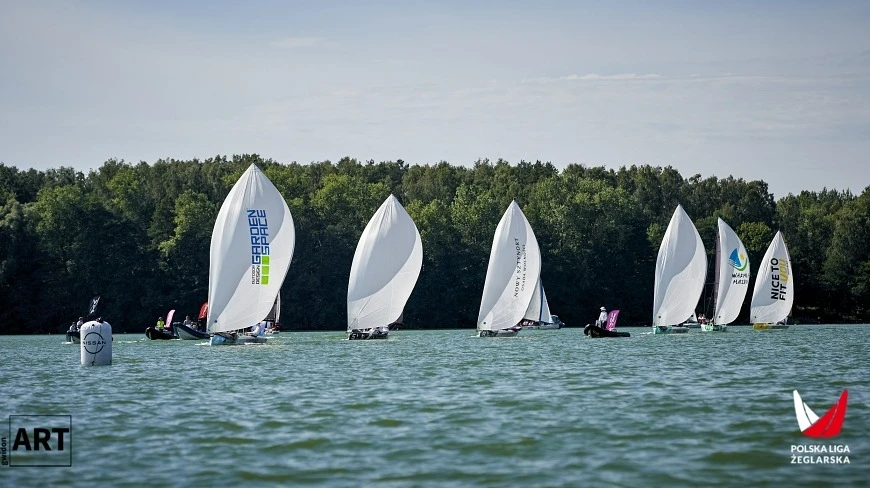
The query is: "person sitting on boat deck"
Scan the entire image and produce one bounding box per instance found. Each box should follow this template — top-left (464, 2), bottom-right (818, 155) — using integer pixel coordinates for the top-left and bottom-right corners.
top-left (183, 315), bottom-right (193, 328)
top-left (68, 322), bottom-right (77, 332)
top-left (596, 307), bottom-right (607, 328)
top-left (76, 317), bottom-right (84, 328)
top-left (156, 316), bottom-right (165, 331)
top-left (249, 322), bottom-right (265, 336)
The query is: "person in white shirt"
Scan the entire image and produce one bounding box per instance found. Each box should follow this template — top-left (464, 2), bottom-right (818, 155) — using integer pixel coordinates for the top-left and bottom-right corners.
top-left (596, 307), bottom-right (607, 328)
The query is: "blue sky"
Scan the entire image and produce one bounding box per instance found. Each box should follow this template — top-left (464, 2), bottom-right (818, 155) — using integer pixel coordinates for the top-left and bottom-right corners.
top-left (1, 0), bottom-right (868, 197)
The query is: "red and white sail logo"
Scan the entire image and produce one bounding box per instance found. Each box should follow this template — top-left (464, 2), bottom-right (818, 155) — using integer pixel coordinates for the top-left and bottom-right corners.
top-left (793, 389), bottom-right (848, 438)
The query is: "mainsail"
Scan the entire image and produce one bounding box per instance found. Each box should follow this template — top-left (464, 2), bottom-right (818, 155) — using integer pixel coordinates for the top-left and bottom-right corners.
top-left (207, 164), bottom-right (295, 333)
top-left (264, 295), bottom-right (281, 324)
top-left (523, 280), bottom-right (553, 323)
top-left (347, 195), bottom-right (423, 331)
top-left (478, 201), bottom-right (542, 331)
top-left (713, 218), bottom-right (750, 325)
top-left (750, 231), bottom-right (793, 324)
top-left (652, 205), bottom-right (707, 326)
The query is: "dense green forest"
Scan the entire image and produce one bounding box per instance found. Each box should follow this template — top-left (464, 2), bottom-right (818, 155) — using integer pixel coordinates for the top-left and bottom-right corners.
top-left (0, 155), bottom-right (867, 334)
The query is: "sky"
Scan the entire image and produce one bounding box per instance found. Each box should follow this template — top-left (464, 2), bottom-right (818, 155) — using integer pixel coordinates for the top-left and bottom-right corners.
top-left (1, 0), bottom-right (868, 198)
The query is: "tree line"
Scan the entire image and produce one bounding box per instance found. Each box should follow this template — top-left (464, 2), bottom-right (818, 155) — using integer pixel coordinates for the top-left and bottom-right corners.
top-left (0, 155), bottom-right (867, 334)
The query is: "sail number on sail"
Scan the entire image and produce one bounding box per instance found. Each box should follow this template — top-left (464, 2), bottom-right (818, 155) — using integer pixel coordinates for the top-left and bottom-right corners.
top-left (248, 209), bottom-right (271, 285)
top-left (514, 238), bottom-right (527, 297)
top-left (769, 257), bottom-right (789, 300)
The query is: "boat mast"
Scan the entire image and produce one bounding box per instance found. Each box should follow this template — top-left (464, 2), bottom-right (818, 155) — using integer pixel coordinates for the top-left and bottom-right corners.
top-left (713, 224), bottom-right (721, 322)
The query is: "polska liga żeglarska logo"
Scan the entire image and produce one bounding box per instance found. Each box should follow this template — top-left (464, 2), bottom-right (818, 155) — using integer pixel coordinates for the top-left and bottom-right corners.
top-left (793, 389), bottom-right (848, 438)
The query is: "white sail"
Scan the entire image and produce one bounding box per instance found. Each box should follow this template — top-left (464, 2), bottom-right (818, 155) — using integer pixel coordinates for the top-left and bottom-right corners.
top-left (347, 195), bottom-right (423, 331)
top-left (750, 231), bottom-right (793, 324)
top-left (713, 218), bottom-right (750, 325)
top-left (523, 279), bottom-right (543, 321)
top-left (207, 164), bottom-right (295, 333)
top-left (539, 284), bottom-right (553, 323)
top-left (478, 201), bottom-right (542, 331)
top-left (652, 205), bottom-right (707, 326)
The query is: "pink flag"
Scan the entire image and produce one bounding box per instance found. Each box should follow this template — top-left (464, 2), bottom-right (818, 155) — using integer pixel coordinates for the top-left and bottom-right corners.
top-left (606, 310), bottom-right (620, 331)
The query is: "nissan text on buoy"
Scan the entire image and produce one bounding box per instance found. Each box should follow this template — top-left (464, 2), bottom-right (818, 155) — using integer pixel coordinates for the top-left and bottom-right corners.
top-left (80, 320), bottom-right (112, 366)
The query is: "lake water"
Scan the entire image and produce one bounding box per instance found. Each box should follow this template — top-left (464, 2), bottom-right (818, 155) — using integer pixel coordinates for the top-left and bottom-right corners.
top-left (0, 325), bottom-right (867, 487)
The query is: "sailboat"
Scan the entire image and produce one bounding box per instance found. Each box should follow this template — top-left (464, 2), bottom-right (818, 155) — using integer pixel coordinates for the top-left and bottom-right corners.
top-left (703, 218), bottom-right (751, 332)
top-left (146, 309), bottom-right (177, 340)
top-left (681, 311), bottom-right (701, 328)
top-left (520, 281), bottom-right (563, 330)
top-left (207, 164), bottom-right (295, 345)
top-left (750, 231), bottom-right (793, 330)
top-left (175, 302), bottom-right (210, 340)
top-left (477, 200), bottom-right (542, 337)
top-left (652, 205), bottom-right (707, 334)
top-left (347, 194), bottom-right (423, 340)
top-left (264, 295), bottom-right (281, 335)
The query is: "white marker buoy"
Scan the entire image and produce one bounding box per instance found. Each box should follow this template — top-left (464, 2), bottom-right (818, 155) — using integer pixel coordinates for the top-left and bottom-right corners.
top-left (80, 320), bottom-right (112, 366)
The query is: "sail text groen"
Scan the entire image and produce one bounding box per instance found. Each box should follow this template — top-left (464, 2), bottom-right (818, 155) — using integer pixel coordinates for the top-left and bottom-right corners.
top-left (769, 257), bottom-right (788, 300)
top-left (248, 209), bottom-right (270, 285)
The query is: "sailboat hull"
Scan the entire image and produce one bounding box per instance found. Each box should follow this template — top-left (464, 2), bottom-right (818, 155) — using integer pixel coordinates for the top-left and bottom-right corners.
top-left (584, 324), bottom-right (630, 338)
top-left (210, 333), bottom-right (268, 345)
top-left (348, 328), bottom-right (390, 340)
top-left (66, 330), bottom-right (81, 343)
top-left (478, 328), bottom-right (520, 338)
top-left (522, 320), bottom-right (563, 330)
top-left (753, 323), bottom-right (789, 330)
top-left (145, 327), bottom-right (176, 340)
top-left (653, 325), bottom-right (689, 335)
top-left (700, 324), bottom-right (727, 332)
top-left (175, 323), bottom-right (210, 340)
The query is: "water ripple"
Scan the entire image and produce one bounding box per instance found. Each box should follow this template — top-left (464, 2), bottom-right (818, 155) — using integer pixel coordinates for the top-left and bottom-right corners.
top-left (0, 325), bottom-right (867, 486)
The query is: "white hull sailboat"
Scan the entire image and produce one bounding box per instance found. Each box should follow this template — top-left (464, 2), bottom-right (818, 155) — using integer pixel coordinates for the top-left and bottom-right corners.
top-left (477, 200), bottom-right (542, 338)
top-left (520, 281), bottom-right (563, 330)
top-left (347, 195), bottom-right (423, 341)
top-left (750, 231), bottom-right (793, 330)
top-left (703, 218), bottom-right (751, 332)
top-left (264, 295), bottom-right (281, 335)
top-left (652, 205), bottom-right (706, 335)
top-left (206, 164), bottom-right (295, 345)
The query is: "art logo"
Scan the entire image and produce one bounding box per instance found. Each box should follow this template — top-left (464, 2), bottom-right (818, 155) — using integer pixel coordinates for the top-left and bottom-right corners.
top-left (728, 248), bottom-right (748, 271)
top-left (4, 415), bottom-right (72, 467)
top-left (793, 389), bottom-right (848, 438)
top-left (247, 209), bottom-right (270, 285)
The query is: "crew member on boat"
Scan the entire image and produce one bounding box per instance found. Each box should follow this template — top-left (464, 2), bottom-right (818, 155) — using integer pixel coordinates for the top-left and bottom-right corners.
top-left (596, 307), bottom-right (607, 328)
top-left (156, 316), bottom-right (165, 331)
